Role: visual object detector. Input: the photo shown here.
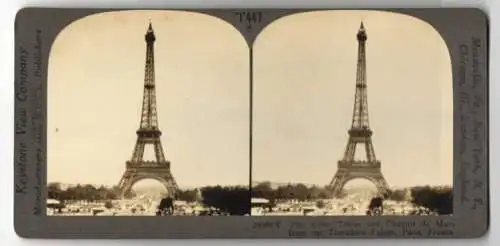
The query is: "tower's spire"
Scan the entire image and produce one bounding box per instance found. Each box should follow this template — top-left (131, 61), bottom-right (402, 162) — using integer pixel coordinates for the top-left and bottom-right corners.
top-left (145, 21), bottom-right (156, 42)
top-left (140, 22), bottom-right (159, 130)
top-left (148, 19), bottom-right (153, 30)
top-left (351, 22), bottom-right (369, 130)
top-left (357, 21), bottom-right (367, 42)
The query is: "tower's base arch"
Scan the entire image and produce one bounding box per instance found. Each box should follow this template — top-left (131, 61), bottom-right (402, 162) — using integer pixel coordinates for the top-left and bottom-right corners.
top-left (328, 167), bottom-right (389, 198)
top-left (118, 169), bottom-right (178, 199)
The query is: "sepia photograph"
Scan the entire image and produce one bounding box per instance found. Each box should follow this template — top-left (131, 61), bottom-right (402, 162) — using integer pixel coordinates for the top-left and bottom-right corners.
top-left (46, 10), bottom-right (250, 216)
top-left (251, 10), bottom-right (453, 216)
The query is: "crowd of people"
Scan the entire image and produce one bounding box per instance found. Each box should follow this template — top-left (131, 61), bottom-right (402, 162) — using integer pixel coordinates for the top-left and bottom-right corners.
top-left (48, 195), bottom-right (235, 216)
top-left (251, 194), bottom-right (438, 216)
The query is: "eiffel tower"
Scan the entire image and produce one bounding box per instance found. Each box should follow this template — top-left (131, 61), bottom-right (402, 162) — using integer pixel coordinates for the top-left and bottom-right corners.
top-left (117, 22), bottom-right (179, 198)
top-left (328, 22), bottom-right (389, 197)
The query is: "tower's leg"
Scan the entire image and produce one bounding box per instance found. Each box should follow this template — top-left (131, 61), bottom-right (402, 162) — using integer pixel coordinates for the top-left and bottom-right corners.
top-left (118, 170), bottom-right (133, 196)
top-left (158, 172), bottom-right (179, 198)
top-left (372, 174), bottom-right (390, 197)
top-left (329, 169), bottom-right (349, 197)
top-left (117, 171), bottom-right (137, 199)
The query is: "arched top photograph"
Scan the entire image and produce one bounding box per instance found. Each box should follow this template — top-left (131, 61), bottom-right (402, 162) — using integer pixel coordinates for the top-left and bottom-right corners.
top-left (251, 10), bottom-right (454, 217)
top-left (46, 10), bottom-right (251, 217)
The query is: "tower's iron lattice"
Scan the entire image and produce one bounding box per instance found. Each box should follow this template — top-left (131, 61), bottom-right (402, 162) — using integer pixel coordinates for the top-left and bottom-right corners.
top-left (117, 23), bottom-right (179, 198)
top-left (328, 22), bottom-right (390, 197)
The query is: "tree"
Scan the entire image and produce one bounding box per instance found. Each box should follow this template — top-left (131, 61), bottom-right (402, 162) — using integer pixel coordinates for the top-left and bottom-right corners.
top-left (104, 200), bottom-right (113, 209)
top-left (251, 182), bottom-right (333, 201)
top-left (308, 186), bottom-right (330, 200)
top-left (316, 200), bottom-right (326, 209)
top-left (252, 182), bottom-right (274, 201)
top-left (82, 184), bottom-right (97, 202)
top-left (387, 189), bottom-right (407, 201)
top-left (292, 183), bottom-right (310, 201)
top-left (410, 186), bottom-right (453, 215)
top-left (177, 189), bottom-right (199, 203)
top-left (273, 183), bottom-right (310, 201)
top-left (201, 186), bottom-right (250, 215)
top-left (47, 182), bottom-right (62, 200)
top-left (276, 184), bottom-right (297, 200)
top-left (51, 184), bottom-right (125, 202)
top-left (108, 186), bottom-right (122, 200)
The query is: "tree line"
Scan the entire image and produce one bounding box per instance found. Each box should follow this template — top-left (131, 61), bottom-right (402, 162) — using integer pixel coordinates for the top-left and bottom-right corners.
top-left (48, 182), bottom-right (452, 215)
top-left (387, 185), bottom-right (453, 215)
top-left (47, 182), bottom-right (132, 202)
top-left (251, 182), bottom-right (330, 202)
top-left (174, 186), bottom-right (251, 215)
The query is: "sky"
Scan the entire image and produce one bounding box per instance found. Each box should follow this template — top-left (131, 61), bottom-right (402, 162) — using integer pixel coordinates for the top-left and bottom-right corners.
top-left (47, 10), bottom-right (250, 188)
top-left (47, 10), bottom-right (453, 190)
top-left (252, 10), bottom-right (453, 187)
